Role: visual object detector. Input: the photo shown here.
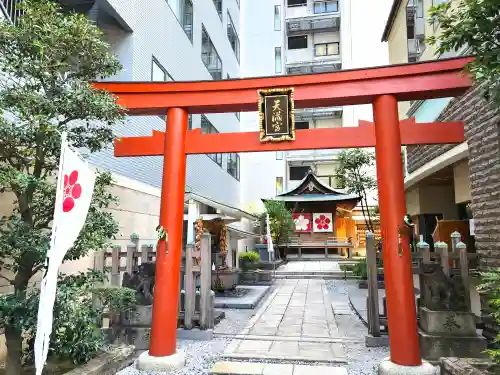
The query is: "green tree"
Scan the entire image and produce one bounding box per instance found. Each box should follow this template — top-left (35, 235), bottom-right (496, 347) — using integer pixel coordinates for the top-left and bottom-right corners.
top-left (261, 200), bottom-right (293, 257)
top-left (0, 1), bottom-right (133, 373)
top-left (427, 0), bottom-right (500, 104)
top-left (334, 149), bottom-right (377, 232)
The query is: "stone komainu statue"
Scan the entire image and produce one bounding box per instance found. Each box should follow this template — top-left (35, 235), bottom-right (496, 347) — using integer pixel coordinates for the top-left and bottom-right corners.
top-left (122, 262), bottom-right (156, 305)
top-left (420, 263), bottom-right (468, 312)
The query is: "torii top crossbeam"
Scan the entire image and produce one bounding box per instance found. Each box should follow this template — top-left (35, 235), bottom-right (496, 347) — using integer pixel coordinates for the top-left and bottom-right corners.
top-left (96, 57), bottom-right (472, 115)
top-left (93, 56), bottom-right (473, 370)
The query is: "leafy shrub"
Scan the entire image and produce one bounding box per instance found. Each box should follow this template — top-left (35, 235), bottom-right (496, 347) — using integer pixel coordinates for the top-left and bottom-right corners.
top-left (11, 270), bottom-right (137, 366)
top-left (239, 251), bottom-right (260, 263)
top-left (478, 269), bottom-right (500, 364)
top-left (213, 277), bottom-right (225, 293)
top-left (339, 264), bottom-right (355, 272)
top-left (352, 259), bottom-right (368, 280)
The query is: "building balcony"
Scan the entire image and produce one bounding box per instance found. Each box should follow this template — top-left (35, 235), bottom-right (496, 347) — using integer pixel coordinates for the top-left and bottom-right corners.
top-left (286, 58), bottom-right (342, 75)
top-left (407, 38), bottom-right (424, 62)
top-left (287, 149), bottom-right (340, 163)
top-left (286, 13), bottom-right (340, 35)
top-left (295, 107), bottom-right (343, 121)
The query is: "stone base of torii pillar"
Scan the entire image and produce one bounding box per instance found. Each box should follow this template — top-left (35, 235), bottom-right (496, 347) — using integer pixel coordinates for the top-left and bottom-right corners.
top-left (378, 357), bottom-right (438, 375)
top-left (136, 351), bottom-right (186, 371)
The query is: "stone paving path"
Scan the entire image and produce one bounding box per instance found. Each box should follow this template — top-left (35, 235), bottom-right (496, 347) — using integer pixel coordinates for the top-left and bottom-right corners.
top-left (209, 262), bottom-right (388, 375)
top-left (220, 279), bottom-right (362, 365)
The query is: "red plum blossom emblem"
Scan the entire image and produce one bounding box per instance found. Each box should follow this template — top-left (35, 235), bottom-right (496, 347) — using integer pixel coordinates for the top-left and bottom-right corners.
top-left (62, 170), bottom-right (82, 212)
top-left (315, 214), bottom-right (331, 230)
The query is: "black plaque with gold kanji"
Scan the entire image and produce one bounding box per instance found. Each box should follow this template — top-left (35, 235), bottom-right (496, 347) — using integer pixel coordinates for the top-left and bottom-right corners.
top-left (258, 88), bottom-right (295, 142)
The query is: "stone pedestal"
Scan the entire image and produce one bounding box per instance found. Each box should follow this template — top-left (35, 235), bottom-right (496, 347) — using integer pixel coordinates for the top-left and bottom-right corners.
top-left (418, 307), bottom-right (487, 362)
top-left (378, 357), bottom-right (438, 375)
top-left (211, 269), bottom-right (239, 290)
top-left (136, 351), bottom-right (185, 371)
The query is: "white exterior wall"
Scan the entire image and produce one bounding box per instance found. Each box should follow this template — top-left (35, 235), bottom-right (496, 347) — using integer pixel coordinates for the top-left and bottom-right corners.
top-left (240, 0), bottom-right (286, 214)
top-left (88, 0), bottom-right (242, 207)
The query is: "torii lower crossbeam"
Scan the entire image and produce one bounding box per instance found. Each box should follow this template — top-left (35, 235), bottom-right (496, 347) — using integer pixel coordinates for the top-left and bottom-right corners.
top-left (114, 118), bottom-right (464, 157)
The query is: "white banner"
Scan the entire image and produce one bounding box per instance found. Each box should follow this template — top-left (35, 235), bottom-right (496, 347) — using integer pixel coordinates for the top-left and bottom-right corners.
top-left (35, 134), bottom-right (96, 375)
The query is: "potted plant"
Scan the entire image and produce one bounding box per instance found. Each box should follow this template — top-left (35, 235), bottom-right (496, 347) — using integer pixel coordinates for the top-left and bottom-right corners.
top-left (239, 251), bottom-right (260, 271)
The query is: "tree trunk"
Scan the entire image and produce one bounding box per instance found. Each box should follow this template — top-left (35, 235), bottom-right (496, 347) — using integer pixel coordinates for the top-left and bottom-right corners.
top-left (5, 269), bottom-right (33, 375)
top-left (5, 326), bottom-right (22, 375)
top-left (359, 199), bottom-right (371, 233)
top-left (363, 191), bottom-right (374, 232)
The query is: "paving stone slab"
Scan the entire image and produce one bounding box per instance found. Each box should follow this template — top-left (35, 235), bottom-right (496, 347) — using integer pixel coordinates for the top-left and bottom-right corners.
top-left (214, 285), bottom-right (270, 309)
top-left (210, 361), bottom-right (264, 375)
top-left (210, 362), bottom-right (348, 375)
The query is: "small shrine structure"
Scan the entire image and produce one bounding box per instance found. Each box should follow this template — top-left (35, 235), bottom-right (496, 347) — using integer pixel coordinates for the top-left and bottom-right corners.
top-left (263, 170), bottom-right (361, 258)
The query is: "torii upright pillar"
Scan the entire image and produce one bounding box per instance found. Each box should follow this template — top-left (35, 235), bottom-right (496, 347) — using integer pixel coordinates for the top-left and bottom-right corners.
top-left (373, 95), bottom-right (435, 374)
top-left (137, 107), bottom-right (189, 370)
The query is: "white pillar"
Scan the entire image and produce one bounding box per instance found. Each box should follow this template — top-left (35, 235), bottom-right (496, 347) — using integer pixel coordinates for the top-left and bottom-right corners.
top-left (186, 199), bottom-right (200, 245)
top-left (226, 232), bottom-right (233, 269)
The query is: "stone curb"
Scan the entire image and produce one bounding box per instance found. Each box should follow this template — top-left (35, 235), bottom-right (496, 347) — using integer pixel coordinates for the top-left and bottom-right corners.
top-left (62, 345), bottom-right (136, 375)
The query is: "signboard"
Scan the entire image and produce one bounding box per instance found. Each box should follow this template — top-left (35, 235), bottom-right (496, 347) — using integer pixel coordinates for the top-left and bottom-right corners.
top-left (258, 88), bottom-right (295, 142)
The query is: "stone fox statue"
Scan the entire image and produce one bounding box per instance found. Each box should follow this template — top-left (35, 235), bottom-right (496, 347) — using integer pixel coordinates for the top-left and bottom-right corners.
top-left (122, 262), bottom-right (156, 305)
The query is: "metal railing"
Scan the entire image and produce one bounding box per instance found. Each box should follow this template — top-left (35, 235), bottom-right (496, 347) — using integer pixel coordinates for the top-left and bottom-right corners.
top-left (1, 0), bottom-right (21, 25)
top-left (286, 14), bottom-right (340, 34)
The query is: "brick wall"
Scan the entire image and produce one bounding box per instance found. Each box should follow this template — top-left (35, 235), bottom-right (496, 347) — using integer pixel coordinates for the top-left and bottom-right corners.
top-left (407, 86), bottom-right (500, 267)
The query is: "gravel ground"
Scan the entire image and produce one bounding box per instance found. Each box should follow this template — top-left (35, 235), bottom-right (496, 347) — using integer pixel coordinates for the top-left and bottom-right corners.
top-left (115, 308), bottom-right (256, 375)
top-left (326, 280), bottom-right (390, 375)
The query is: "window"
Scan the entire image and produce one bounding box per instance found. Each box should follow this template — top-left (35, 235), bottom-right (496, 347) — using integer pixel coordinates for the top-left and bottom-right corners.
top-left (202, 26), bottom-right (223, 80)
top-left (181, 0), bottom-right (193, 42)
top-left (201, 115), bottom-right (222, 166)
top-left (151, 57), bottom-right (172, 82)
top-left (213, 0), bottom-right (222, 20)
top-left (288, 35), bottom-right (308, 50)
top-left (227, 153), bottom-right (240, 180)
top-left (188, 115), bottom-right (193, 130)
top-left (227, 74), bottom-right (240, 119)
top-left (151, 57), bottom-right (172, 119)
top-left (227, 12), bottom-right (240, 62)
top-left (274, 5), bottom-right (281, 31)
top-left (313, 1), bottom-right (338, 14)
top-left (275, 47), bottom-right (282, 74)
top-left (314, 42), bottom-right (339, 56)
top-left (288, 0), bottom-right (306, 6)
top-left (276, 177), bottom-right (284, 195)
top-left (276, 152), bottom-right (283, 160)
top-left (290, 166), bottom-right (310, 180)
top-left (295, 121), bottom-right (309, 130)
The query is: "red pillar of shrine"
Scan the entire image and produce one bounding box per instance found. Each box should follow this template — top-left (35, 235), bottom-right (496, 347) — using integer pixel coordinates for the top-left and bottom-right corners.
top-left (149, 107), bottom-right (189, 357)
top-left (373, 95), bottom-right (421, 366)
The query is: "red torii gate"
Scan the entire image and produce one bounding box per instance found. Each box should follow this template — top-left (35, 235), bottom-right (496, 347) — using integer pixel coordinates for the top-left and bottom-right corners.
top-left (95, 56), bottom-right (472, 371)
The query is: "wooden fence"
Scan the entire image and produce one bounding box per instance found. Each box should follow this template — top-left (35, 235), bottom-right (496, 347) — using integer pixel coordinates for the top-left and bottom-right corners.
top-left (94, 233), bottom-right (214, 330)
top-left (366, 231), bottom-right (478, 338)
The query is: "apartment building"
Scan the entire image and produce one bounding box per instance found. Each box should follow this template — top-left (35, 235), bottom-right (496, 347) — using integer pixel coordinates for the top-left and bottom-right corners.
top-left (240, 0), bottom-right (390, 212)
top-left (382, 0), bottom-right (500, 276)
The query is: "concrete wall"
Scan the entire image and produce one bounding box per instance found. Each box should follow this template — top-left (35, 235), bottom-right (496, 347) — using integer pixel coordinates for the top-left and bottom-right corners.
top-left (453, 160), bottom-right (471, 204)
top-left (405, 184), bottom-right (458, 219)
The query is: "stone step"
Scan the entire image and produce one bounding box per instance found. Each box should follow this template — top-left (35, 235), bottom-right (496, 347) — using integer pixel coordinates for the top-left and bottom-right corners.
top-left (213, 333), bottom-right (364, 343)
top-left (220, 353), bottom-right (348, 364)
top-left (210, 361), bottom-right (348, 375)
top-left (273, 273), bottom-right (347, 280)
